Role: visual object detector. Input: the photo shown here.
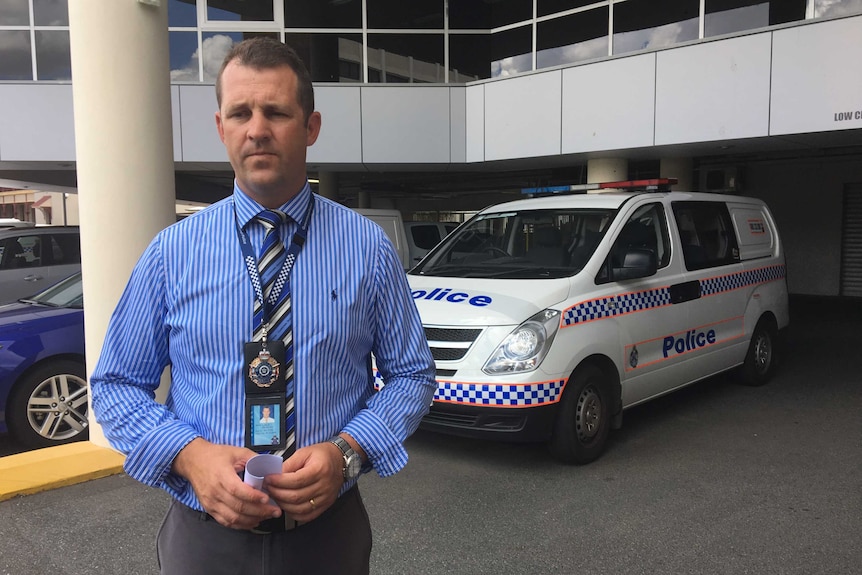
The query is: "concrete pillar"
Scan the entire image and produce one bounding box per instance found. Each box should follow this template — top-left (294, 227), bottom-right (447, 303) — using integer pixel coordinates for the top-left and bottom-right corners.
top-left (317, 172), bottom-right (338, 200)
top-left (69, 0), bottom-right (176, 447)
top-left (357, 190), bottom-right (370, 209)
top-left (660, 157), bottom-right (694, 191)
top-left (587, 158), bottom-right (628, 184)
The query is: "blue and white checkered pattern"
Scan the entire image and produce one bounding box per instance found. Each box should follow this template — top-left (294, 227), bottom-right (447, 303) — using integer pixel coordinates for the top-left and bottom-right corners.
top-left (563, 287), bottom-right (671, 327)
top-left (434, 380), bottom-right (565, 407)
top-left (700, 264), bottom-right (786, 296)
top-left (374, 372), bottom-right (564, 407)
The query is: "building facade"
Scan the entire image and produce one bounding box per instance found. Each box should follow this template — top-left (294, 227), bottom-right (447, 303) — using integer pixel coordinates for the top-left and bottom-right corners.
top-left (1, 0), bottom-right (861, 296)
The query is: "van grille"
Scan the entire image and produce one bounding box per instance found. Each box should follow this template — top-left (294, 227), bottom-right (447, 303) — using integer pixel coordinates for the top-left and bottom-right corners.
top-left (424, 327), bottom-right (482, 362)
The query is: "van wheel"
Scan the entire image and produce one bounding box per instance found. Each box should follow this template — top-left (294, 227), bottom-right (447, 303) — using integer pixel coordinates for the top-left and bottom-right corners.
top-left (549, 364), bottom-right (611, 464)
top-left (741, 319), bottom-right (778, 386)
top-left (6, 360), bottom-right (90, 449)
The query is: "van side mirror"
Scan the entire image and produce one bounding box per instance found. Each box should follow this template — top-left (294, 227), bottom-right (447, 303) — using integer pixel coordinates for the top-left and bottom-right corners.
top-left (612, 248), bottom-right (657, 281)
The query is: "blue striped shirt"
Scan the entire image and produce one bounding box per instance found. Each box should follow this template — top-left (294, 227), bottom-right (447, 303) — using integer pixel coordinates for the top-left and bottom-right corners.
top-left (90, 182), bottom-right (437, 511)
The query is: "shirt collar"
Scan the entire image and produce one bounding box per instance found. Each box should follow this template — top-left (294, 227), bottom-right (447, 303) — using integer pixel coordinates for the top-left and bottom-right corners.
top-left (232, 180), bottom-right (314, 229)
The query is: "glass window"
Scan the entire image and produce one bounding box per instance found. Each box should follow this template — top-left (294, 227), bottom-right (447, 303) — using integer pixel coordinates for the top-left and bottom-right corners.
top-left (367, 34), bottom-right (444, 83)
top-left (170, 31), bottom-right (200, 82)
top-left (284, 0), bottom-right (362, 28)
top-left (672, 201), bottom-right (739, 271)
top-left (449, 34), bottom-right (492, 81)
top-left (491, 25), bottom-right (532, 78)
top-left (0, 31), bottom-right (32, 80)
top-left (35, 30), bottom-right (71, 80)
top-left (538, 0), bottom-right (600, 18)
top-left (705, 1), bottom-right (770, 37)
top-left (537, 7), bottom-right (609, 69)
top-left (814, 0), bottom-right (862, 17)
top-left (599, 203), bottom-right (670, 283)
top-left (367, 0), bottom-right (443, 30)
top-left (449, 0), bottom-right (532, 29)
top-left (416, 208), bottom-right (615, 279)
top-left (33, 0), bottom-right (69, 26)
top-left (768, 0), bottom-right (807, 24)
top-left (0, 0), bottom-right (29, 26)
top-left (168, 0), bottom-right (197, 27)
top-left (411, 225), bottom-right (443, 250)
top-left (50, 233), bottom-right (80, 265)
top-left (613, 0), bottom-right (699, 55)
top-left (284, 33), bottom-right (363, 82)
top-left (200, 32), bottom-right (279, 81)
top-left (207, 0), bottom-right (274, 21)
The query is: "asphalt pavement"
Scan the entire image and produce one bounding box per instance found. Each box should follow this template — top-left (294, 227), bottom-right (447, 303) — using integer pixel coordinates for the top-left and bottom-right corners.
top-left (1, 296), bottom-right (860, 575)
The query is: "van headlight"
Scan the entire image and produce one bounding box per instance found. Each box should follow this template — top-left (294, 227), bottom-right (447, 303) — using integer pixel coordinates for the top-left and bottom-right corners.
top-left (483, 309), bottom-right (561, 374)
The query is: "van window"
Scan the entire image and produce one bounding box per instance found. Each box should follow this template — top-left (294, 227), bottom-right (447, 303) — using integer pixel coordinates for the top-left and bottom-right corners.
top-left (410, 225), bottom-right (443, 251)
top-left (597, 203), bottom-right (670, 283)
top-left (672, 201), bottom-right (739, 270)
top-left (415, 208), bottom-right (614, 279)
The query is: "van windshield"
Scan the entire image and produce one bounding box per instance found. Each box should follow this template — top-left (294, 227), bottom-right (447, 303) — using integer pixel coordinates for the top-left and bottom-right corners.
top-left (413, 208), bottom-right (615, 279)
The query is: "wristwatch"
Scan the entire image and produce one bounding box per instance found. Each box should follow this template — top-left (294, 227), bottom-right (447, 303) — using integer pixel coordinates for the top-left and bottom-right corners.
top-left (329, 435), bottom-right (362, 481)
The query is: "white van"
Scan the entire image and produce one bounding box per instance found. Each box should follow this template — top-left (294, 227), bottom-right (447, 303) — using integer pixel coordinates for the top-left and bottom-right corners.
top-left (353, 208), bottom-right (411, 269)
top-left (405, 181), bottom-right (789, 464)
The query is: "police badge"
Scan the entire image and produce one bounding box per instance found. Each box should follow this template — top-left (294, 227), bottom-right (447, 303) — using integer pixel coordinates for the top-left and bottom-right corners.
top-left (249, 348), bottom-right (280, 388)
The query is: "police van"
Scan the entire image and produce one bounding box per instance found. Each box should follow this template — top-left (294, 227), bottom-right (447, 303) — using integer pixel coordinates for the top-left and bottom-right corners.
top-left (404, 179), bottom-right (789, 464)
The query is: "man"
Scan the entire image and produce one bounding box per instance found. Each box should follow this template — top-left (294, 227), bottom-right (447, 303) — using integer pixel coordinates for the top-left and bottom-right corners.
top-left (90, 38), bottom-right (436, 575)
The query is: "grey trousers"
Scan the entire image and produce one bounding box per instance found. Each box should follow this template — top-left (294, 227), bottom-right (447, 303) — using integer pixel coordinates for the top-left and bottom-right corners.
top-left (156, 485), bottom-right (371, 575)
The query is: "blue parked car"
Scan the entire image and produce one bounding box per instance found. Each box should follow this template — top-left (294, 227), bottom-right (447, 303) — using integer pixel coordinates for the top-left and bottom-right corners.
top-left (0, 272), bottom-right (87, 448)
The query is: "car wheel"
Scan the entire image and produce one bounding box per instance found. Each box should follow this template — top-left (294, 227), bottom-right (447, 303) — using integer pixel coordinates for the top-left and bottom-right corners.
top-left (741, 318), bottom-right (778, 386)
top-left (7, 360), bottom-right (89, 449)
top-left (549, 363), bottom-right (611, 464)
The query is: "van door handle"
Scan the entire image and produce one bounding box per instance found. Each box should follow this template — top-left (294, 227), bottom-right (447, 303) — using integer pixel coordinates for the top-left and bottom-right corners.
top-left (24, 274), bottom-right (43, 282)
top-left (669, 280), bottom-right (701, 304)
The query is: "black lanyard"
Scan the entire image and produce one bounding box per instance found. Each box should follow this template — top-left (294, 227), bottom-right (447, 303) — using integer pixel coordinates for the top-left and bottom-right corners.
top-left (234, 195), bottom-right (314, 334)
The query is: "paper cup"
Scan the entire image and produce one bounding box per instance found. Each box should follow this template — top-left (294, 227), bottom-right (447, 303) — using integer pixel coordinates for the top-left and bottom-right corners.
top-left (243, 453), bottom-right (283, 491)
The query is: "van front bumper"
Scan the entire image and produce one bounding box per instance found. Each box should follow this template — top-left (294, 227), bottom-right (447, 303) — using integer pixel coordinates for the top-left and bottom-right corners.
top-left (419, 401), bottom-right (558, 442)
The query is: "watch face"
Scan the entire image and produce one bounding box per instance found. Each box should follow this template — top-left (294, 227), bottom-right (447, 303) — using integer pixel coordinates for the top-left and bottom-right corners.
top-left (345, 454), bottom-right (362, 479)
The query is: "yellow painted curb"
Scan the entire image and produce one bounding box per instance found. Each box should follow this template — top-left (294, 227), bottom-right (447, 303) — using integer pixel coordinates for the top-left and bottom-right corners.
top-left (0, 441), bottom-right (125, 502)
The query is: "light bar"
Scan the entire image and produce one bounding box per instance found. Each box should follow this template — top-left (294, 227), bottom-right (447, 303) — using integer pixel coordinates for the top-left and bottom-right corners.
top-left (522, 178), bottom-right (678, 195)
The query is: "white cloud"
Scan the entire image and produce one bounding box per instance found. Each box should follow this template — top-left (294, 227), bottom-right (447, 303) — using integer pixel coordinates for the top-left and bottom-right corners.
top-left (171, 34), bottom-right (235, 82)
top-left (491, 53), bottom-right (531, 78)
top-left (816, 0), bottom-right (862, 17)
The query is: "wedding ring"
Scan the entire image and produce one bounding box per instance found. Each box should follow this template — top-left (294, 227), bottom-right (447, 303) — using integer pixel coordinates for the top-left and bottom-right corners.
top-left (309, 498), bottom-right (316, 510)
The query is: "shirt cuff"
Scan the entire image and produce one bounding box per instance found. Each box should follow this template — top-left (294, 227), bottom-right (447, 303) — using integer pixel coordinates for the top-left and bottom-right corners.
top-left (122, 421), bottom-right (200, 489)
top-left (342, 409), bottom-right (408, 478)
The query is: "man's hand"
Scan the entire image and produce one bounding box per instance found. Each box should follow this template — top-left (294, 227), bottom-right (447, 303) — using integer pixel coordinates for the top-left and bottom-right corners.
top-left (263, 441), bottom-right (346, 522)
top-left (172, 438), bottom-right (282, 530)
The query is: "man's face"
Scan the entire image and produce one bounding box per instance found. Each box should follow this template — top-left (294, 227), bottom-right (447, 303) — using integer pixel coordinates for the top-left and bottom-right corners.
top-left (216, 62), bottom-right (321, 208)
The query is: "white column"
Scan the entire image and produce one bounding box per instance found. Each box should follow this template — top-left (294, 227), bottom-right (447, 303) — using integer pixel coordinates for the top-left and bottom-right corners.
top-left (69, 0), bottom-right (176, 448)
top-left (317, 172), bottom-right (339, 200)
top-left (660, 157), bottom-right (694, 191)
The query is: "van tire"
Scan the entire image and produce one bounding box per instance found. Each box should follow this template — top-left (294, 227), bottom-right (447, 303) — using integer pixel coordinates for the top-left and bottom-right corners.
top-left (741, 318), bottom-right (778, 386)
top-left (549, 364), bottom-right (611, 464)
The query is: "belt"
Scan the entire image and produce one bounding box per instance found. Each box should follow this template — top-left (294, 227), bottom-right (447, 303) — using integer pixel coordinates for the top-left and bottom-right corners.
top-left (189, 485), bottom-right (358, 535)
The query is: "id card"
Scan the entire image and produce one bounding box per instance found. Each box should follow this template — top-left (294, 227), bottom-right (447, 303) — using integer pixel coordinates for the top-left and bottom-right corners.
top-left (245, 396), bottom-right (286, 451)
top-left (243, 340), bottom-right (287, 451)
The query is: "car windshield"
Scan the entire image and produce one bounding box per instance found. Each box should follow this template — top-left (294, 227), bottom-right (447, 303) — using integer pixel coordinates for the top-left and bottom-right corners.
top-left (22, 273), bottom-right (83, 309)
top-left (413, 208), bottom-right (615, 279)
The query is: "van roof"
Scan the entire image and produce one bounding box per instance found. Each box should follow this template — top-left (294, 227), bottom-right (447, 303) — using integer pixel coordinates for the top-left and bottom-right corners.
top-left (480, 190), bottom-right (764, 214)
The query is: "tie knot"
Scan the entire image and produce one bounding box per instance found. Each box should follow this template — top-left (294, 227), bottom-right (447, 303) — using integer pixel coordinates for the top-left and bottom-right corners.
top-left (255, 210), bottom-right (287, 231)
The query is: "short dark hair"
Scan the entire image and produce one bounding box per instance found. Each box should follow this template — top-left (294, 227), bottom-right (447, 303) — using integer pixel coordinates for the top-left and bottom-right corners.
top-left (216, 37), bottom-right (315, 124)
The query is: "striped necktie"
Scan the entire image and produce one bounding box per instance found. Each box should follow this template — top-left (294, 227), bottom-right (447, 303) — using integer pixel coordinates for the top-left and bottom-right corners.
top-left (253, 210), bottom-right (296, 457)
